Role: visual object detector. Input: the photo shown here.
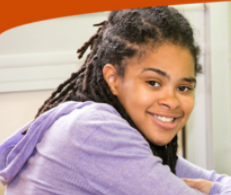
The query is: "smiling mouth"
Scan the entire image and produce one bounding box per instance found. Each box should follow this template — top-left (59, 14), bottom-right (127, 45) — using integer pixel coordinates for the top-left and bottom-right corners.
top-left (147, 112), bottom-right (182, 130)
top-left (152, 114), bottom-right (175, 123)
top-left (148, 111), bottom-right (180, 123)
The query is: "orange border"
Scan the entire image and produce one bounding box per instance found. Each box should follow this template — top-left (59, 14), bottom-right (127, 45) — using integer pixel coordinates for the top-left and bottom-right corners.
top-left (0, 0), bottom-right (229, 34)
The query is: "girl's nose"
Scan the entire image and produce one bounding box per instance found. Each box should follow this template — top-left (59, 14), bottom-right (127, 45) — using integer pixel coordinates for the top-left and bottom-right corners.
top-left (157, 90), bottom-right (180, 110)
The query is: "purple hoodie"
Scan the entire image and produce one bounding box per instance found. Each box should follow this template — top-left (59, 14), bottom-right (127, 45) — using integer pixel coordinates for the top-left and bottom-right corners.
top-left (0, 101), bottom-right (231, 195)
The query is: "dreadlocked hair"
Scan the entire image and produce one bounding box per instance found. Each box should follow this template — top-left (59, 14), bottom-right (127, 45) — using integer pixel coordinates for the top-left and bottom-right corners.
top-left (23, 6), bottom-right (202, 174)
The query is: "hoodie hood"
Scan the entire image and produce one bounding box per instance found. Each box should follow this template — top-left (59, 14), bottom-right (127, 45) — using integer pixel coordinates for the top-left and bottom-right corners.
top-left (0, 101), bottom-right (91, 185)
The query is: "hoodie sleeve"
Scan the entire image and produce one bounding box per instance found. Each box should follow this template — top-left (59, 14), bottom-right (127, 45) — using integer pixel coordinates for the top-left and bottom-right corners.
top-left (0, 121), bottom-right (31, 184)
top-left (176, 156), bottom-right (231, 195)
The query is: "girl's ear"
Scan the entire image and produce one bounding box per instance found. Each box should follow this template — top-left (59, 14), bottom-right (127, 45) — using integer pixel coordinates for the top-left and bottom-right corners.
top-left (102, 64), bottom-right (119, 96)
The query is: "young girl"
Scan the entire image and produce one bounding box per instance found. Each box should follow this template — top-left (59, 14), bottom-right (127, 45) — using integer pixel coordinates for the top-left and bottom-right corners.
top-left (0, 6), bottom-right (231, 195)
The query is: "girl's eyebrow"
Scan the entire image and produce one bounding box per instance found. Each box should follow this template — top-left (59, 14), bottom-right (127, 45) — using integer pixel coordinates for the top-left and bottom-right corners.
top-left (182, 77), bottom-right (197, 84)
top-left (141, 68), bottom-right (197, 84)
top-left (141, 68), bottom-right (169, 78)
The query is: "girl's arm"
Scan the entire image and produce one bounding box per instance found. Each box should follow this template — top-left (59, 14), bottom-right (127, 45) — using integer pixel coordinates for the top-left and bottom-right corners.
top-left (176, 156), bottom-right (231, 194)
top-left (183, 178), bottom-right (213, 194)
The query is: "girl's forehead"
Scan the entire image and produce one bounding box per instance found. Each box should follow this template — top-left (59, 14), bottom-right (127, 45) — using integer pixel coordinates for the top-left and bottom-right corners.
top-left (124, 44), bottom-right (195, 77)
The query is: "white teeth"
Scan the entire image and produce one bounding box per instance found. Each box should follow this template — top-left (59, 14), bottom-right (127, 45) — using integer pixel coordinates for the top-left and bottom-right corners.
top-left (153, 114), bottom-right (174, 122)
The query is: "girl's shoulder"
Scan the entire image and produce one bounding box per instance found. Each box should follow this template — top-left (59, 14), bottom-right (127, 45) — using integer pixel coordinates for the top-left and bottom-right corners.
top-left (55, 100), bottom-right (125, 127)
top-left (51, 101), bottom-right (143, 145)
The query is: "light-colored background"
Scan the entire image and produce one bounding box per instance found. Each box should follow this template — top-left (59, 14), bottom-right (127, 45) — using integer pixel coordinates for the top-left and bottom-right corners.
top-left (0, 2), bottom-right (230, 194)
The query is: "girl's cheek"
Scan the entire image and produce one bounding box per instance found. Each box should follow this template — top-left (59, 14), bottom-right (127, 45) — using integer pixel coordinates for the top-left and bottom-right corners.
top-left (137, 85), bottom-right (156, 100)
top-left (183, 97), bottom-right (195, 113)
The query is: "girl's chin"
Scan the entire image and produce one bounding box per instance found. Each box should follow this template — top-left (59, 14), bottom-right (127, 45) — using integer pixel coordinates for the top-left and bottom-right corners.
top-left (149, 136), bottom-right (178, 147)
top-left (149, 140), bottom-right (171, 147)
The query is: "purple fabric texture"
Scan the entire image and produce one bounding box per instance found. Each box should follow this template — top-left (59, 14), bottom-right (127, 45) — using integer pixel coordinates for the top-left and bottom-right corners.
top-left (0, 101), bottom-right (231, 195)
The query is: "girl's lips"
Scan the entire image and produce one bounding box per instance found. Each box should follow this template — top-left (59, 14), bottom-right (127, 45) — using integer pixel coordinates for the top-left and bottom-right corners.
top-left (148, 112), bottom-right (179, 130)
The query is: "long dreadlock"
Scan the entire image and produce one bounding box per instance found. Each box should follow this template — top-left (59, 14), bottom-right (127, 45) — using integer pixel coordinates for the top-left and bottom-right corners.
top-left (23, 6), bottom-right (202, 174)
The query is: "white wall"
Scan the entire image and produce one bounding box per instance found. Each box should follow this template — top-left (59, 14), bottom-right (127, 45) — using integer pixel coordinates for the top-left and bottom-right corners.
top-left (209, 2), bottom-right (231, 174)
top-left (0, 12), bottom-right (108, 93)
top-left (0, 90), bottom-right (52, 144)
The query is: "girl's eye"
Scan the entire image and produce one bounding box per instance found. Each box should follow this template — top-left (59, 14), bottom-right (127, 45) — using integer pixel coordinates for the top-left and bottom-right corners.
top-left (177, 86), bottom-right (193, 92)
top-left (147, 81), bottom-right (160, 87)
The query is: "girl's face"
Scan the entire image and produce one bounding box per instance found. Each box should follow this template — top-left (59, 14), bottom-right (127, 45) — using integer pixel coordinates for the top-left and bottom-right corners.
top-left (103, 44), bottom-right (196, 146)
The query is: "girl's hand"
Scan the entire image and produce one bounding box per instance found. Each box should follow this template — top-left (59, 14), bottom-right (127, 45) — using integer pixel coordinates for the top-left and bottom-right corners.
top-left (183, 178), bottom-right (213, 194)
